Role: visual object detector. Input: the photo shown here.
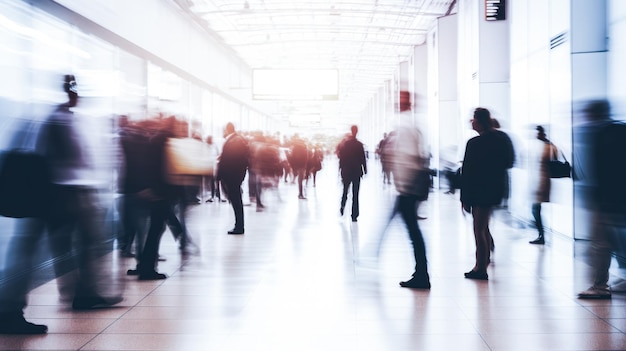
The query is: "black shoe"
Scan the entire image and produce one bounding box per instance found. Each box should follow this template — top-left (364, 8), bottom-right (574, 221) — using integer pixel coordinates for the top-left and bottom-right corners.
top-left (351, 217), bottom-right (358, 222)
top-left (399, 277), bottom-right (431, 289)
top-left (127, 269), bottom-right (138, 276)
top-left (529, 237), bottom-right (545, 245)
top-left (72, 295), bottom-right (123, 310)
top-left (228, 228), bottom-right (245, 235)
top-left (464, 270), bottom-right (488, 280)
top-left (138, 271), bottom-right (167, 280)
top-left (340, 207), bottom-right (344, 216)
top-left (0, 314), bottom-right (48, 334)
top-left (298, 195), bottom-right (306, 200)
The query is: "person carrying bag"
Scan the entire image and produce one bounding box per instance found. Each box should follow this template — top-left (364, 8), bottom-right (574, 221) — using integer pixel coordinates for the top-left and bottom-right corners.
top-left (548, 144), bottom-right (571, 179)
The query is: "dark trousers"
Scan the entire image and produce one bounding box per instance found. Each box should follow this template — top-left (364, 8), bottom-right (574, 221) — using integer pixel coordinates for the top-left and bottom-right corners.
top-left (137, 200), bottom-right (168, 274)
top-left (222, 180), bottom-right (244, 230)
top-left (532, 203), bottom-right (544, 237)
top-left (395, 195), bottom-right (428, 277)
top-left (120, 193), bottom-right (149, 256)
top-left (0, 186), bottom-right (111, 313)
top-left (341, 177), bottom-right (361, 220)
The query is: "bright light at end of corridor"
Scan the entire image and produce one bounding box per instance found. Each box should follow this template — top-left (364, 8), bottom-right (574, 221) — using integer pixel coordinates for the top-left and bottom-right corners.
top-left (252, 69), bottom-right (338, 101)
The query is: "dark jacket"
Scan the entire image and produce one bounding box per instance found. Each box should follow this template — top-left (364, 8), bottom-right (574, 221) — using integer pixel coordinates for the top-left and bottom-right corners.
top-left (461, 129), bottom-right (514, 206)
top-left (288, 139), bottom-right (308, 170)
top-left (338, 136), bottom-right (367, 181)
top-left (217, 133), bottom-right (249, 184)
top-left (593, 121), bottom-right (626, 212)
top-left (36, 104), bottom-right (90, 185)
top-left (119, 127), bottom-right (152, 194)
top-left (119, 127), bottom-right (170, 200)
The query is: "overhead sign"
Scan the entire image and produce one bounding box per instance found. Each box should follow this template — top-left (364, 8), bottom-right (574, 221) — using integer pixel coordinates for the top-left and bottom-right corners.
top-left (252, 69), bottom-right (339, 101)
top-left (485, 0), bottom-right (505, 21)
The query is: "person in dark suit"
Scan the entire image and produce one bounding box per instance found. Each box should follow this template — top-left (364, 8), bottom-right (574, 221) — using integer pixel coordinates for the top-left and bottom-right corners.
top-left (461, 107), bottom-right (515, 280)
top-left (288, 135), bottom-right (308, 199)
top-left (217, 122), bottom-right (249, 234)
top-left (337, 125), bottom-right (367, 222)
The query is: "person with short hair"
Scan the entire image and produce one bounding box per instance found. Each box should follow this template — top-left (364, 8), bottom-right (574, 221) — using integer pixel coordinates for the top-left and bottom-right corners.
top-left (217, 122), bottom-right (249, 234)
top-left (337, 125), bottom-right (367, 222)
top-left (461, 107), bottom-right (515, 280)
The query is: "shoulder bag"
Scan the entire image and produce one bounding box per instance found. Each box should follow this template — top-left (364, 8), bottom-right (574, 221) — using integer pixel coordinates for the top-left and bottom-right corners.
top-left (548, 144), bottom-right (571, 179)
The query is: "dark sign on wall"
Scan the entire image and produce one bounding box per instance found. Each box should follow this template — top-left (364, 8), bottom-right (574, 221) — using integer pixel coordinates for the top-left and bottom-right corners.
top-left (485, 0), bottom-right (505, 21)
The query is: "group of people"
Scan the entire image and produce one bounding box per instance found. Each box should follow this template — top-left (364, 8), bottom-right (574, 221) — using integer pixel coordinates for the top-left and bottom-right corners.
top-left (0, 76), bottom-right (622, 336)
top-left (0, 74), bottom-right (326, 334)
top-left (458, 101), bottom-right (625, 301)
top-left (364, 97), bottom-right (624, 301)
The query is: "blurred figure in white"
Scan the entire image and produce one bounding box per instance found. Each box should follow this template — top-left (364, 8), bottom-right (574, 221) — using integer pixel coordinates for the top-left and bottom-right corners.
top-left (360, 90), bottom-right (431, 289)
top-left (0, 74), bottom-right (122, 334)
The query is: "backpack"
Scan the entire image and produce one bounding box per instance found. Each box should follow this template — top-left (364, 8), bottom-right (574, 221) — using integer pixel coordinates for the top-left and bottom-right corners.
top-left (0, 119), bottom-right (52, 218)
top-left (0, 149), bottom-right (51, 217)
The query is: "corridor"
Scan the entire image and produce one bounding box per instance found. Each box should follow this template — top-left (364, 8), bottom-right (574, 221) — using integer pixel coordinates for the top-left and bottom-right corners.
top-left (2, 159), bottom-right (626, 351)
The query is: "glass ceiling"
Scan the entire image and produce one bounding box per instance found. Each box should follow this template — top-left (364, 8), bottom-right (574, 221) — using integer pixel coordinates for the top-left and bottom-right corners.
top-left (173, 0), bottom-right (457, 127)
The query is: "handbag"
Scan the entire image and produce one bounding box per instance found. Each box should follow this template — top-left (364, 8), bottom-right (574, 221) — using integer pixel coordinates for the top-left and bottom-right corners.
top-left (548, 145), bottom-right (571, 179)
top-left (164, 137), bottom-right (215, 185)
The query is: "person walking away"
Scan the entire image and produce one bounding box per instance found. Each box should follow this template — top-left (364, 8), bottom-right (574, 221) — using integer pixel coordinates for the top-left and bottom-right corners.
top-left (288, 135), bottom-right (308, 199)
top-left (337, 125), bottom-right (367, 222)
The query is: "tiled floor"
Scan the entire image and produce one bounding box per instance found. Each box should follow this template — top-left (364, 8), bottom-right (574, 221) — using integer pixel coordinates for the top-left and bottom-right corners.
top-left (2, 158), bottom-right (626, 350)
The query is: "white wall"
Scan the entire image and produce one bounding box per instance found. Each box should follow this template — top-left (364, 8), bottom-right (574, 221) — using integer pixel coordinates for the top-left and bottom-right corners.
top-left (426, 14), bottom-right (459, 187)
top-left (609, 0), bottom-right (626, 116)
top-left (52, 0), bottom-right (256, 110)
top-left (508, 0), bottom-right (575, 237)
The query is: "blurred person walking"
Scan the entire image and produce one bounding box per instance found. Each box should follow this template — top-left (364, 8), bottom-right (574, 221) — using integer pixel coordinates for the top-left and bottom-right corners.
top-left (390, 125), bottom-right (431, 289)
top-left (529, 125), bottom-right (557, 245)
top-left (204, 135), bottom-right (220, 202)
top-left (576, 100), bottom-right (626, 299)
top-left (461, 107), bottom-right (515, 280)
top-left (118, 116), bottom-right (152, 259)
top-left (121, 117), bottom-right (179, 280)
top-left (378, 132), bottom-right (393, 185)
top-left (359, 90), bottom-right (430, 288)
top-left (288, 134), bottom-right (308, 199)
top-left (337, 125), bottom-right (367, 222)
top-left (217, 122), bottom-right (249, 235)
top-left (0, 74), bottom-right (123, 334)
top-left (307, 145), bottom-right (324, 187)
